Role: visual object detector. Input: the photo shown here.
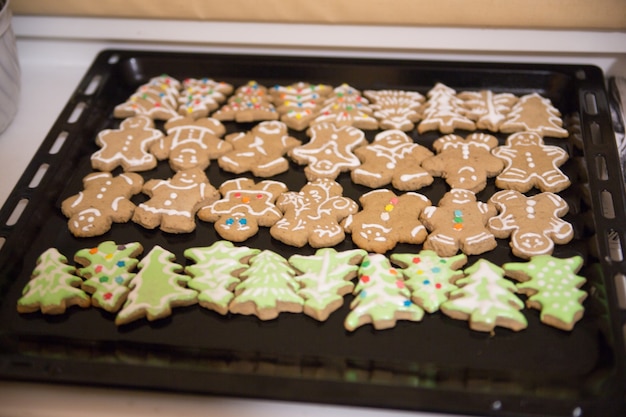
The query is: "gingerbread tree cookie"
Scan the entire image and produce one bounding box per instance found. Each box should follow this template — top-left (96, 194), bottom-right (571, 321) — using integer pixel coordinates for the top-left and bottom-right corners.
top-left (391, 250), bottom-right (467, 313)
top-left (289, 122), bottom-right (366, 181)
top-left (91, 115), bottom-right (164, 172)
top-left (364, 89), bottom-right (424, 131)
top-left (132, 168), bottom-right (219, 233)
top-left (184, 241), bottom-right (260, 315)
top-left (212, 80), bottom-right (279, 123)
top-left (229, 250), bottom-right (304, 320)
top-left (418, 83), bottom-right (475, 134)
top-left (198, 178), bottom-right (288, 242)
top-left (17, 248), bottom-right (91, 315)
top-left (457, 90), bottom-right (518, 132)
top-left (218, 121), bottom-right (302, 177)
top-left (178, 77), bottom-right (233, 119)
top-left (74, 241), bottom-right (144, 313)
top-left (492, 131), bottom-right (570, 193)
top-left (116, 245), bottom-right (198, 325)
top-left (421, 133), bottom-right (504, 192)
top-left (345, 254), bottom-right (424, 331)
top-left (271, 82), bottom-right (333, 131)
top-left (351, 129), bottom-right (434, 191)
top-left (343, 189), bottom-right (431, 254)
top-left (61, 172), bottom-right (144, 237)
top-left (271, 178), bottom-right (358, 248)
top-left (504, 255), bottom-right (586, 331)
top-left (499, 93), bottom-right (568, 138)
top-left (420, 189), bottom-right (497, 257)
top-left (289, 248), bottom-right (366, 321)
top-left (114, 75), bottom-right (181, 120)
top-left (151, 116), bottom-right (230, 171)
top-left (441, 259), bottom-right (527, 332)
top-left (489, 190), bottom-right (574, 259)
top-left (312, 84), bottom-right (378, 129)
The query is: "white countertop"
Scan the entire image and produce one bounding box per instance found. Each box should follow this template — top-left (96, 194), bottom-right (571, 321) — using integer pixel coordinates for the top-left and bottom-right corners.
top-left (1, 16), bottom-right (625, 417)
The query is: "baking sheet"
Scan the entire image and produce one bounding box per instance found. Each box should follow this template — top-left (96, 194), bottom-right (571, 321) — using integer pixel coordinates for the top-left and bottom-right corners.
top-left (0, 50), bottom-right (624, 416)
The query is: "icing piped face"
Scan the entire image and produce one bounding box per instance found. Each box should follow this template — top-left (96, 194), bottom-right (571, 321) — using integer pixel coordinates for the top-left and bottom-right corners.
top-left (73, 208), bottom-right (103, 233)
top-left (516, 232), bottom-right (551, 253)
top-left (448, 189), bottom-right (475, 205)
top-left (359, 224), bottom-right (392, 242)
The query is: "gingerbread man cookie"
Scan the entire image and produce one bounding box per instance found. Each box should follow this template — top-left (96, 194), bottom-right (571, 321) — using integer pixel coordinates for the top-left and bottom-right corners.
top-left (343, 189), bottom-right (431, 254)
top-left (488, 190), bottom-right (574, 259)
top-left (151, 116), bottom-right (231, 171)
top-left (218, 121), bottom-right (302, 177)
top-left (91, 116), bottom-right (164, 172)
top-left (132, 168), bottom-right (219, 233)
top-left (289, 122), bottom-right (366, 181)
top-left (351, 129), bottom-right (434, 191)
top-left (420, 189), bottom-right (497, 257)
top-left (270, 178), bottom-right (358, 248)
top-left (198, 178), bottom-right (288, 242)
top-left (61, 172), bottom-right (144, 237)
top-left (492, 131), bottom-right (570, 193)
top-left (421, 133), bottom-right (504, 192)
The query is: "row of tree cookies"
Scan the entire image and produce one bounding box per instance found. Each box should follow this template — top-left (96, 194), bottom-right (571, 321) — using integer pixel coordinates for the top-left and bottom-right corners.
top-left (113, 76), bottom-right (570, 138)
top-left (16, 241), bottom-right (586, 332)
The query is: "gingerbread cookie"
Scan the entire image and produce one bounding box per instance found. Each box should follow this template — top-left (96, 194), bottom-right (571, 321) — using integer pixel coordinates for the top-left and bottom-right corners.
top-left (345, 253), bottom-right (424, 331)
top-left (218, 121), bottom-right (302, 177)
top-left (492, 131), bottom-right (570, 193)
top-left (271, 178), bottom-right (358, 248)
top-left (351, 129), bottom-right (434, 191)
top-left (289, 248), bottom-right (366, 321)
top-left (74, 241), bottom-right (144, 313)
top-left (132, 168), bottom-right (219, 233)
top-left (113, 75), bottom-right (181, 120)
top-left (457, 90), bottom-right (518, 132)
top-left (17, 248), bottom-right (91, 315)
top-left (503, 255), bottom-right (586, 331)
top-left (61, 172), bottom-right (144, 237)
top-left (364, 89), bottom-right (424, 131)
top-left (184, 241), bottom-right (260, 315)
top-left (289, 122), bottom-right (366, 181)
top-left (229, 250), bottom-right (304, 320)
top-left (197, 178), bottom-right (287, 242)
top-left (499, 93), bottom-right (569, 138)
top-left (312, 84), bottom-right (378, 129)
top-left (420, 189), bottom-right (497, 257)
top-left (91, 116), bottom-right (164, 172)
top-left (343, 189), bottom-right (431, 254)
top-left (271, 82), bottom-right (333, 131)
top-left (178, 77), bottom-right (233, 119)
top-left (440, 259), bottom-right (527, 332)
top-left (421, 133), bottom-right (504, 192)
top-left (418, 83), bottom-right (475, 134)
top-left (116, 245), bottom-right (198, 325)
top-left (212, 80), bottom-right (278, 123)
top-left (489, 190), bottom-right (574, 259)
top-left (391, 250), bottom-right (467, 313)
top-left (150, 116), bottom-right (230, 171)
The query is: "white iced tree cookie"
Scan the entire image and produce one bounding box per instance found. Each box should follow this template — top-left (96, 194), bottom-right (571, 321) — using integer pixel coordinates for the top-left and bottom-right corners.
top-left (499, 92), bottom-right (569, 138)
top-left (418, 83), bottom-right (475, 134)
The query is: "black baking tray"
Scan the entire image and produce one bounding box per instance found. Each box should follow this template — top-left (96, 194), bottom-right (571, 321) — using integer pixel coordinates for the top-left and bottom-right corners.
top-left (1, 50), bottom-right (625, 417)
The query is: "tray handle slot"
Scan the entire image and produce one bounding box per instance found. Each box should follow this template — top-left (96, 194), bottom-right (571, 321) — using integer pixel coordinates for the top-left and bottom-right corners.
top-left (27, 163), bottom-right (49, 189)
top-left (594, 155), bottom-right (608, 180)
top-left (4, 198), bottom-right (29, 227)
top-left (600, 189), bottom-right (616, 219)
top-left (589, 121), bottom-right (603, 145)
top-left (48, 131), bottom-right (68, 155)
top-left (606, 229), bottom-right (624, 262)
top-left (66, 102), bottom-right (86, 124)
top-left (585, 91), bottom-right (599, 115)
top-left (615, 273), bottom-right (626, 309)
top-left (83, 75), bottom-right (102, 96)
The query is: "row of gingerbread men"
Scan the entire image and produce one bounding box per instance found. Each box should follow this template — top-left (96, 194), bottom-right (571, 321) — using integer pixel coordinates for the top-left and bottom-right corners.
top-left (113, 76), bottom-right (570, 138)
top-left (63, 140), bottom-right (572, 260)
